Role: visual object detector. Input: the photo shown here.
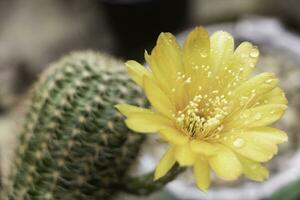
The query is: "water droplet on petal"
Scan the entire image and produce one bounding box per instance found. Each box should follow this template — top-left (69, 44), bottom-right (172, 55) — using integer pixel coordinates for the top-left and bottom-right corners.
top-left (192, 64), bottom-right (199, 70)
top-left (265, 79), bottom-right (273, 84)
top-left (254, 113), bottom-right (262, 120)
top-left (239, 96), bottom-right (249, 106)
top-left (201, 52), bottom-right (208, 58)
top-left (233, 138), bottom-right (245, 148)
top-left (250, 48), bottom-right (259, 58)
top-left (207, 71), bottom-right (212, 77)
top-left (185, 77), bottom-right (192, 83)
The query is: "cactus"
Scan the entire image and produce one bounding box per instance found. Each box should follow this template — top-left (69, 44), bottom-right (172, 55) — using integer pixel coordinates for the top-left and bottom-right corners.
top-left (1, 51), bottom-right (182, 200)
top-left (270, 179), bottom-right (300, 200)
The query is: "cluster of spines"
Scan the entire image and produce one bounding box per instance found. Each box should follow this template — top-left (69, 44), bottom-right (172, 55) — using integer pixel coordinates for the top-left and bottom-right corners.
top-left (2, 52), bottom-right (147, 200)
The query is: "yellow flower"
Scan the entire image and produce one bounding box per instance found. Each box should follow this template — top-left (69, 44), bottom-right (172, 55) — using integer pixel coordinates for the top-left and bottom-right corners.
top-left (115, 27), bottom-right (288, 191)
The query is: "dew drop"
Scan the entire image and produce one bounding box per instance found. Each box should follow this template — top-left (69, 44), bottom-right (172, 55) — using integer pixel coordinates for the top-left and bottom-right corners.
top-left (233, 138), bottom-right (245, 148)
top-left (185, 77), bottom-right (192, 83)
top-left (265, 79), bottom-right (273, 84)
top-left (239, 96), bottom-right (249, 106)
top-left (250, 48), bottom-right (259, 58)
top-left (201, 52), bottom-right (208, 58)
top-left (192, 65), bottom-right (199, 70)
top-left (254, 113), bottom-right (262, 120)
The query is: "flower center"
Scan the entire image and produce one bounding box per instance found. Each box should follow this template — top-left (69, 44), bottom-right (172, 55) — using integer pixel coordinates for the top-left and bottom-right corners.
top-left (175, 92), bottom-right (230, 140)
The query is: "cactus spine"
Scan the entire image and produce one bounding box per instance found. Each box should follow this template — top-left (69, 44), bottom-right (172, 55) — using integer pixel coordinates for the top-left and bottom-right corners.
top-left (1, 51), bottom-right (182, 200)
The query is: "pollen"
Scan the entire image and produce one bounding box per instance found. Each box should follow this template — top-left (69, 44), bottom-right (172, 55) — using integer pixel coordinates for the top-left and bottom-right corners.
top-left (175, 90), bottom-right (230, 141)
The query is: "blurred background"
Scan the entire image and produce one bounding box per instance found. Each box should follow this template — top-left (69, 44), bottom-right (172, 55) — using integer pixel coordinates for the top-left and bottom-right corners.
top-left (1, 0), bottom-right (300, 199)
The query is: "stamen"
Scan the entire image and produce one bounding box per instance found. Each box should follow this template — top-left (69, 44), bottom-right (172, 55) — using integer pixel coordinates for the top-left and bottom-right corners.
top-left (175, 92), bottom-right (230, 141)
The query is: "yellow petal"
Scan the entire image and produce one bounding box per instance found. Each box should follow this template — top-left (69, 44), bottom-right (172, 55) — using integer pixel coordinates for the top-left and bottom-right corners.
top-left (115, 103), bottom-right (152, 117)
top-left (146, 32), bottom-right (183, 94)
top-left (209, 145), bottom-right (242, 180)
top-left (144, 50), bottom-right (151, 65)
top-left (190, 140), bottom-right (219, 156)
top-left (183, 26), bottom-right (210, 71)
top-left (246, 127), bottom-right (288, 144)
top-left (175, 143), bottom-right (196, 166)
top-left (154, 32), bottom-right (182, 71)
top-left (183, 27), bottom-right (210, 95)
top-left (126, 60), bottom-right (153, 87)
top-left (143, 76), bottom-right (173, 118)
top-left (125, 112), bottom-right (173, 133)
top-left (194, 157), bottom-right (210, 191)
top-left (227, 72), bottom-right (279, 117)
top-left (237, 154), bottom-right (269, 182)
top-left (159, 127), bottom-right (188, 145)
top-left (222, 127), bottom-right (287, 162)
top-left (230, 42), bottom-right (259, 83)
top-left (233, 72), bottom-right (278, 102)
top-left (210, 31), bottom-right (234, 69)
top-left (209, 31), bottom-right (234, 91)
top-left (226, 104), bottom-right (287, 129)
top-left (256, 87), bottom-right (288, 106)
top-left (154, 146), bottom-right (176, 180)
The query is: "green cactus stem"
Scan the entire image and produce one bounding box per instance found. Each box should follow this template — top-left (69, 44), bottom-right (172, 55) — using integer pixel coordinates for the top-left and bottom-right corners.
top-left (1, 51), bottom-right (182, 200)
top-left (269, 178), bottom-right (300, 200)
